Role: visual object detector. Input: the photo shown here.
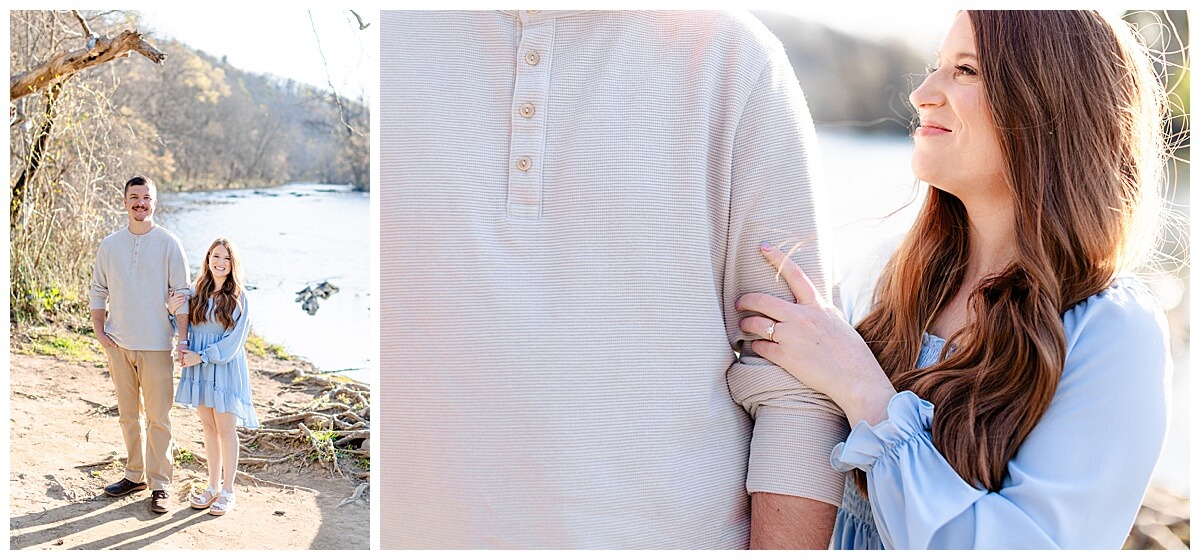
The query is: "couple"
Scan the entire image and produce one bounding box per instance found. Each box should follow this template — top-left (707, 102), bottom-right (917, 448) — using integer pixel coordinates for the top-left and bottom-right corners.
top-left (385, 10), bottom-right (1173, 550)
top-left (89, 175), bottom-right (258, 516)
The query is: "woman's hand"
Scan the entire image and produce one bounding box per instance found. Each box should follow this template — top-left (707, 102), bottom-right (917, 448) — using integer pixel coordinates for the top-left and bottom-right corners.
top-left (180, 349), bottom-right (203, 367)
top-left (167, 291), bottom-right (187, 315)
top-left (175, 341), bottom-right (189, 364)
top-left (737, 243), bottom-right (897, 426)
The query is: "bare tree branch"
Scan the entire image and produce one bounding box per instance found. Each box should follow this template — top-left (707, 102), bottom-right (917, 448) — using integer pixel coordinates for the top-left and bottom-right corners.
top-left (349, 10), bottom-right (370, 30)
top-left (307, 11), bottom-right (356, 136)
top-left (70, 9), bottom-right (92, 37)
top-left (10, 29), bottom-right (166, 101)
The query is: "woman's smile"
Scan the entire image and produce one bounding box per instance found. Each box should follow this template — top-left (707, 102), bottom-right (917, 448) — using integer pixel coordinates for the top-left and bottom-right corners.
top-left (208, 245), bottom-right (232, 279)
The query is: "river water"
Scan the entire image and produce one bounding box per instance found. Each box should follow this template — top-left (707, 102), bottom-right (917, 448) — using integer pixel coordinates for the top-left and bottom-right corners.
top-left (816, 127), bottom-right (1191, 494)
top-left (156, 183), bottom-right (371, 382)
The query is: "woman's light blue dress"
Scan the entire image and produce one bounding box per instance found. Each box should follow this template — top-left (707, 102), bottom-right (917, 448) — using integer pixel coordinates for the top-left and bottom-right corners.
top-left (174, 293), bottom-right (259, 429)
top-left (830, 278), bottom-right (1171, 549)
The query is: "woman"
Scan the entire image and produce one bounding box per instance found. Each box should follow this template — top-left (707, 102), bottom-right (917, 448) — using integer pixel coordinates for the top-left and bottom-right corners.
top-left (737, 11), bottom-right (1172, 549)
top-left (170, 238), bottom-right (258, 516)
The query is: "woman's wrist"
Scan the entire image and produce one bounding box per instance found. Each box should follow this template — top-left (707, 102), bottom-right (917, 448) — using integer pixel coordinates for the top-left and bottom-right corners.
top-left (841, 371), bottom-right (897, 427)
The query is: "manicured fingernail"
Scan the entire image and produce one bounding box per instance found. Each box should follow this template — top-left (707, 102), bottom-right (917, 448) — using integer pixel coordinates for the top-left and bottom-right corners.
top-left (734, 296), bottom-right (742, 309)
top-left (760, 241), bottom-right (773, 251)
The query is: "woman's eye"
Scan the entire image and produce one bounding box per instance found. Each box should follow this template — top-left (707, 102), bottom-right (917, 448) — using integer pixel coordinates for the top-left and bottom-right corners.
top-left (955, 65), bottom-right (978, 77)
top-left (925, 65), bottom-right (938, 75)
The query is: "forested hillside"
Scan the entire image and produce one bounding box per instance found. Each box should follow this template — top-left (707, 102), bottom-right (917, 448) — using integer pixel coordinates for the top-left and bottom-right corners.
top-left (10, 10), bottom-right (369, 195)
top-left (9, 9), bottom-right (369, 324)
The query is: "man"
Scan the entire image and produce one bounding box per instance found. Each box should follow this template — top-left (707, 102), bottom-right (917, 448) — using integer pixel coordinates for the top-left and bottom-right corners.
top-left (381, 11), bottom-right (847, 548)
top-left (90, 175), bottom-right (190, 514)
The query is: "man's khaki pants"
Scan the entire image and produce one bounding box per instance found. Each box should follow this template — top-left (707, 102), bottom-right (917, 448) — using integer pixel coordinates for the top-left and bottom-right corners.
top-left (104, 346), bottom-right (175, 491)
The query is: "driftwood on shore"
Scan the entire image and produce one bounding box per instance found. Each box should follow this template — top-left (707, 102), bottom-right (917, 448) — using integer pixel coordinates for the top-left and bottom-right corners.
top-left (234, 368), bottom-right (369, 479)
top-left (173, 367), bottom-right (370, 506)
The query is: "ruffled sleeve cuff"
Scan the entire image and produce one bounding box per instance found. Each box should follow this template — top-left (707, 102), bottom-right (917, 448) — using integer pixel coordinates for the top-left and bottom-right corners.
top-left (831, 391), bottom-right (934, 472)
top-left (200, 346), bottom-right (219, 364)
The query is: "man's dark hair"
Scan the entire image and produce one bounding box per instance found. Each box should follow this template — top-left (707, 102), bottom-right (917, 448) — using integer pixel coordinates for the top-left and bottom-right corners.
top-left (123, 175), bottom-right (157, 196)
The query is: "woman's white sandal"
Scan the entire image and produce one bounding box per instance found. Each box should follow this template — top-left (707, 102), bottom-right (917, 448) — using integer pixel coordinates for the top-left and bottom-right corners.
top-left (209, 490), bottom-right (235, 516)
top-left (190, 486), bottom-right (219, 509)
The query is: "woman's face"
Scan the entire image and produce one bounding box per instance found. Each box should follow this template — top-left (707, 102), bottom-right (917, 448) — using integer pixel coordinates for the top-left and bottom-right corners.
top-left (909, 12), bottom-right (1007, 202)
top-left (208, 244), bottom-right (232, 281)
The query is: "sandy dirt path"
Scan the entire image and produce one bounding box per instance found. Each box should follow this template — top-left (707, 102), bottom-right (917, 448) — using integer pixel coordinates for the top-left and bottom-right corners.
top-left (9, 347), bottom-right (369, 550)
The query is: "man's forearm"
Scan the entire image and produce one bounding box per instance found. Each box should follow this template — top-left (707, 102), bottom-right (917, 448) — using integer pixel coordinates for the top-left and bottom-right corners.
top-left (750, 492), bottom-right (837, 549)
top-left (90, 308), bottom-right (107, 337)
top-left (175, 314), bottom-right (189, 345)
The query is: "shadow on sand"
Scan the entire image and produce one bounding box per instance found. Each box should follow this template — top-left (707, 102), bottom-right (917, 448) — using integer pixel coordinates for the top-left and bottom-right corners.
top-left (10, 490), bottom-right (219, 550)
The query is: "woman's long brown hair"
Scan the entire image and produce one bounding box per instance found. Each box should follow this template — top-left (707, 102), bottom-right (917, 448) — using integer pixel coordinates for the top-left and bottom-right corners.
top-left (854, 11), bottom-right (1165, 492)
top-left (189, 238), bottom-right (245, 330)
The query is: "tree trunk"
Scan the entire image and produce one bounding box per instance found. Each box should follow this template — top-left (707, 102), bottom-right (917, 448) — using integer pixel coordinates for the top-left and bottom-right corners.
top-left (11, 82), bottom-right (64, 229)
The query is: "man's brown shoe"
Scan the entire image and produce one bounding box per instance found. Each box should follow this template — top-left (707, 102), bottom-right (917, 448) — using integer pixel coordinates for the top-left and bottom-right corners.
top-left (149, 490), bottom-right (170, 513)
top-left (103, 478), bottom-right (147, 497)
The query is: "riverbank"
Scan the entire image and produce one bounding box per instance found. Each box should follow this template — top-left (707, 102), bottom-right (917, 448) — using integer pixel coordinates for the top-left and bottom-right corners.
top-left (9, 325), bottom-right (369, 550)
top-left (164, 182), bottom-right (368, 194)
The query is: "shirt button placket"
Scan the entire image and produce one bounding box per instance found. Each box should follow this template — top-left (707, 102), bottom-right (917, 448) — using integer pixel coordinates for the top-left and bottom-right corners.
top-left (507, 12), bottom-right (553, 220)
